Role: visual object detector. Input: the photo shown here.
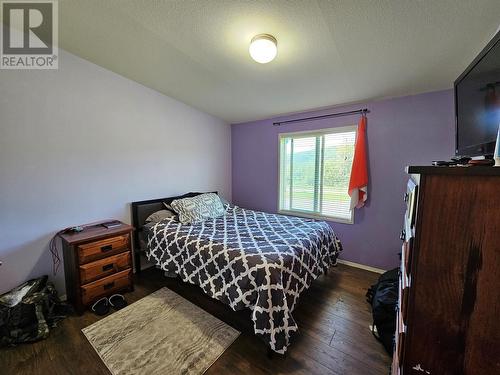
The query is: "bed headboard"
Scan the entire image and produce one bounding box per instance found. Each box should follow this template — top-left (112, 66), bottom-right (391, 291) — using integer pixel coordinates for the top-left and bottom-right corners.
top-left (130, 192), bottom-right (216, 273)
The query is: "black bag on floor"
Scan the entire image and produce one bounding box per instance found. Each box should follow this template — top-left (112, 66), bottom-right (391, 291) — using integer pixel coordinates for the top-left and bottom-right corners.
top-left (0, 276), bottom-right (72, 346)
top-left (366, 268), bottom-right (399, 355)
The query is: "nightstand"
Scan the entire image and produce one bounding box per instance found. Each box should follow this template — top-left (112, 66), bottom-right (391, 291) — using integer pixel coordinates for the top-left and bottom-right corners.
top-left (59, 221), bottom-right (134, 314)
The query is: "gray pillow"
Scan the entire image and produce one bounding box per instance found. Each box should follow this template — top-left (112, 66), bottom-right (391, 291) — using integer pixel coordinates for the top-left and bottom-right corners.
top-left (170, 193), bottom-right (225, 224)
top-left (145, 209), bottom-right (175, 223)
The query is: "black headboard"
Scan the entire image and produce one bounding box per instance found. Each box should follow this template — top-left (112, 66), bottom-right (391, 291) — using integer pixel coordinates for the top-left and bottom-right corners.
top-left (130, 192), bottom-right (216, 273)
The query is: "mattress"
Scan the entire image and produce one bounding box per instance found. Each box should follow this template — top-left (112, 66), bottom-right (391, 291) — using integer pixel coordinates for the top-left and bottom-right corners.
top-left (145, 205), bottom-right (342, 353)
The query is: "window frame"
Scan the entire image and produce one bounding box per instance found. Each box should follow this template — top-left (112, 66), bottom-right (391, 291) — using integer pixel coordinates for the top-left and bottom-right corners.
top-left (277, 125), bottom-right (357, 224)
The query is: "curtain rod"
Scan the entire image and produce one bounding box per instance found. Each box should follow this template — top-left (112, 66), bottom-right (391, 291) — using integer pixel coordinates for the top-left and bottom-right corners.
top-left (272, 108), bottom-right (369, 126)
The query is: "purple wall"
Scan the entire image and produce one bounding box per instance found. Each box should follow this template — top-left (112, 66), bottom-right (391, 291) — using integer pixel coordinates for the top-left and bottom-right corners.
top-left (231, 90), bottom-right (454, 270)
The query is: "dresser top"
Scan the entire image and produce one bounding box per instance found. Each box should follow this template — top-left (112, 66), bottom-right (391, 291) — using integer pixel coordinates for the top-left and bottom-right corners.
top-left (59, 221), bottom-right (134, 245)
top-left (407, 165), bottom-right (500, 176)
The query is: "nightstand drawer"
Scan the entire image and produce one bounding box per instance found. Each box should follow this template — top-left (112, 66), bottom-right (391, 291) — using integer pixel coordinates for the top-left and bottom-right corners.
top-left (79, 252), bottom-right (131, 284)
top-left (77, 234), bottom-right (129, 264)
top-left (81, 269), bottom-right (131, 305)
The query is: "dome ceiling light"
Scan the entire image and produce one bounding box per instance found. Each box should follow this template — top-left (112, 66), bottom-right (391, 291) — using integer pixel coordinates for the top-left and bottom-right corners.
top-left (249, 34), bottom-right (277, 64)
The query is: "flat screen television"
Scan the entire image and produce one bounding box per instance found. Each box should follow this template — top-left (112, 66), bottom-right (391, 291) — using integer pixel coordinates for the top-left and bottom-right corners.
top-left (455, 29), bottom-right (500, 157)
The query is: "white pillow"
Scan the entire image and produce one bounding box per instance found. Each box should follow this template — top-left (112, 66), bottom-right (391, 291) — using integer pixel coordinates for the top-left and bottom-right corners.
top-left (170, 193), bottom-right (225, 224)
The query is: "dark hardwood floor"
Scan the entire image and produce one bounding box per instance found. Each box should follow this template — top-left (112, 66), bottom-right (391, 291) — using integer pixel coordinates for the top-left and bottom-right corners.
top-left (1, 264), bottom-right (391, 375)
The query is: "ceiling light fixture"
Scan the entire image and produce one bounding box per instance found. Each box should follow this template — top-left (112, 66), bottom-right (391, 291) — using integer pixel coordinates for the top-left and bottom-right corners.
top-left (249, 34), bottom-right (277, 64)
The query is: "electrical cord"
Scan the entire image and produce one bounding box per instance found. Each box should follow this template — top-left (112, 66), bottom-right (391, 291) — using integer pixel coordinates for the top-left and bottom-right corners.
top-left (49, 221), bottom-right (112, 275)
top-left (49, 230), bottom-right (65, 275)
top-left (49, 225), bottom-right (87, 275)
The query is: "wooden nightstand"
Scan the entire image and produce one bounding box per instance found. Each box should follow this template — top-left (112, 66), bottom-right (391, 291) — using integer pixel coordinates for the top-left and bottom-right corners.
top-left (59, 221), bottom-right (134, 314)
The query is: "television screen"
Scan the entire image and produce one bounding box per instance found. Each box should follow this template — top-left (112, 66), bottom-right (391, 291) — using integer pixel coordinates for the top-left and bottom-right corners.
top-left (455, 31), bottom-right (500, 157)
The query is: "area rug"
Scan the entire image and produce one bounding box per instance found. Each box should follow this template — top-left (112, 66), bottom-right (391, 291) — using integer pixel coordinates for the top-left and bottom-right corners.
top-left (82, 288), bottom-right (240, 375)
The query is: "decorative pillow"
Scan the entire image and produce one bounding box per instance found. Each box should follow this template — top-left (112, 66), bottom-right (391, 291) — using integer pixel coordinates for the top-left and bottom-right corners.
top-left (145, 209), bottom-right (175, 223)
top-left (162, 191), bottom-right (217, 209)
top-left (170, 193), bottom-right (225, 224)
top-left (219, 196), bottom-right (231, 207)
top-left (162, 202), bottom-right (175, 211)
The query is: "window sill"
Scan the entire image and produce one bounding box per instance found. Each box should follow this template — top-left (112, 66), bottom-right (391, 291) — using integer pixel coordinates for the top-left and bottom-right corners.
top-left (277, 209), bottom-right (354, 224)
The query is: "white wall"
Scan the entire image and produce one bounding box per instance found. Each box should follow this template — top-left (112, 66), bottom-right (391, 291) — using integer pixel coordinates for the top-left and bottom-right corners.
top-left (0, 50), bottom-right (231, 294)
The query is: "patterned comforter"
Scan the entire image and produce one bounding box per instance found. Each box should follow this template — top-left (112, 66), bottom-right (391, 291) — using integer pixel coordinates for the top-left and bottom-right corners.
top-left (146, 205), bottom-right (342, 353)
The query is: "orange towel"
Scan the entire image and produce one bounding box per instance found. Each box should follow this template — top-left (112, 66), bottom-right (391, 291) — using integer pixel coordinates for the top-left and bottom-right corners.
top-left (348, 115), bottom-right (368, 209)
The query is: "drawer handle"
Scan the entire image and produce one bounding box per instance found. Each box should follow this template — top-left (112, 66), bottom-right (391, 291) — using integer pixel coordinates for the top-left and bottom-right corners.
top-left (404, 192), bottom-right (409, 203)
top-left (101, 245), bottom-right (113, 252)
top-left (102, 263), bottom-right (114, 272)
top-left (103, 282), bottom-right (115, 290)
top-left (400, 229), bottom-right (406, 241)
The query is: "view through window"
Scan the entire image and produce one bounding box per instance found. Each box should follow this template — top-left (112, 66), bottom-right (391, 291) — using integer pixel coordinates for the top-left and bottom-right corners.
top-left (278, 125), bottom-right (357, 223)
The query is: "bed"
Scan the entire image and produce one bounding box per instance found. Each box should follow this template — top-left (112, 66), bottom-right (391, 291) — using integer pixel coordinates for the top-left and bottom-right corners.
top-left (131, 194), bottom-right (342, 354)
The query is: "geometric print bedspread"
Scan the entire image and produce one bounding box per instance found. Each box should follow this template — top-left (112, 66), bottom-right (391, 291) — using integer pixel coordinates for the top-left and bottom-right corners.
top-left (146, 205), bottom-right (342, 354)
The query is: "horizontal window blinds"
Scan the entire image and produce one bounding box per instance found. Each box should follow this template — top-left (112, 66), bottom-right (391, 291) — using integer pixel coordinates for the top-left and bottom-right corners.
top-left (279, 127), bottom-right (356, 221)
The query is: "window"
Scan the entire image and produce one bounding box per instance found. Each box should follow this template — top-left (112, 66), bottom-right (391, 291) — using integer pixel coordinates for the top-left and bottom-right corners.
top-left (278, 125), bottom-right (357, 223)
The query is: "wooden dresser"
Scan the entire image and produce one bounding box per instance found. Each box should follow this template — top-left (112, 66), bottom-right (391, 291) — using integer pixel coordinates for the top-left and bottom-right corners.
top-left (392, 166), bottom-right (500, 375)
top-left (59, 221), bottom-right (134, 314)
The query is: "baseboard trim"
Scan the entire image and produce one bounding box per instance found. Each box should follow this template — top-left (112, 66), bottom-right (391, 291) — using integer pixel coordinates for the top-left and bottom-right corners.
top-left (337, 259), bottom-right (386, 274)
top-left (133, 258), bottom-right (384, 274)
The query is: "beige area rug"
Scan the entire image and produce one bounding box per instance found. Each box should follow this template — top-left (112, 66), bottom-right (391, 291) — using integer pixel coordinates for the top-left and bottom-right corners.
top-left (82, 288), bottom-right (240, 375)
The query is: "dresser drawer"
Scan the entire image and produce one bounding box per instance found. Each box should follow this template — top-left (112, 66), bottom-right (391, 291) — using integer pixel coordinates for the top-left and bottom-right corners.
top-left (81, 269), bottom-right (131, 305)
top-left (79, 252), bottom-right (131, 284)
top-left (77, 234), bottom-right (129, 264)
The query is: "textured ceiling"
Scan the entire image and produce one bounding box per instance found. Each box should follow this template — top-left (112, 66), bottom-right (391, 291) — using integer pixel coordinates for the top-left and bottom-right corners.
top-left (59, 0), bottom-right (500, 123)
